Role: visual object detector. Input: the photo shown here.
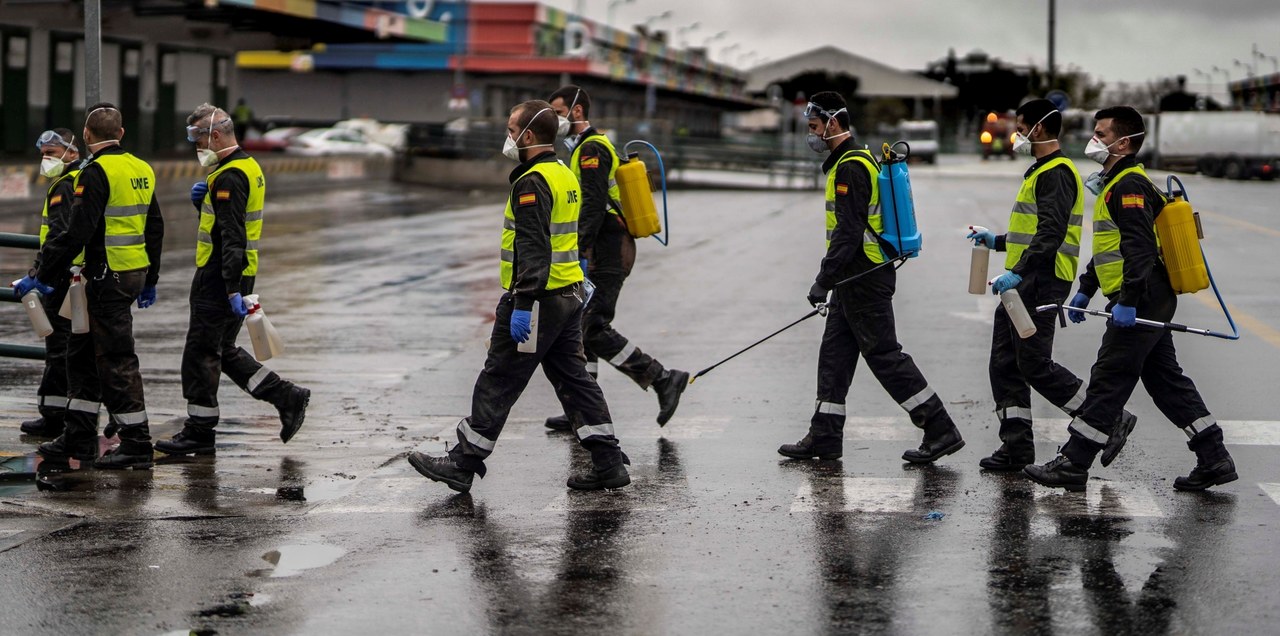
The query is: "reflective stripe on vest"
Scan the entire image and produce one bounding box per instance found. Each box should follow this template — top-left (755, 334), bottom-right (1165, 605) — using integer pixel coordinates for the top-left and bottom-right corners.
top-left (197, 157), bottom-right (266, 276)
top-left (569, 133), bottom-right (622, 215)
top-left (1092, 165), bottom-right (1157, 296)
top-left (89, 154), bottom-right (154, 271)
top-left (500, 160), bottom-right (585, 291)
top-left (1004, 157), bottom-right (1085, 281)
top-left (824, 149), bottom-right (884, 264)
top-left (41, 169), bottom-right (85, 265)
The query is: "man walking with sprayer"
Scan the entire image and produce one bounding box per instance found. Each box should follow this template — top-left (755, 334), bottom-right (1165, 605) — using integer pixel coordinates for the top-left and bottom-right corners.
top-left (19, 129), bottom-right (81, 439)
top-left (543, 85), bottom-right (690, 430)
top-left (153, 103), bottom-right (310, 457)
top-left (407, 100), bottom-right (631, 493)
top-left (777, 91), bottom-right (964, 464)
top-left (966, 99), bottom-right (1134, 472)
top-left (1025, 106), bottom-right (1236, 492)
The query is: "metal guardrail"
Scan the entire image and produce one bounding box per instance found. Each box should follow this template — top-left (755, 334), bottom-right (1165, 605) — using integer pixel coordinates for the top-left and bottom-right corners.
top-left (0, 231), bottom-right (47, 360)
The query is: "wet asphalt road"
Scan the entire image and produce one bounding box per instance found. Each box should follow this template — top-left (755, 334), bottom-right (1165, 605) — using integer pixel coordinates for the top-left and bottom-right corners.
top-left (0, 156), bottom-right (1278, 634)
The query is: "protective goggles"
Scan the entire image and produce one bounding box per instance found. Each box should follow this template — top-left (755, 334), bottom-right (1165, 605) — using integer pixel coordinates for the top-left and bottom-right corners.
top-left (802, 103), bottom-right (847, 120)
top-left (36, 130), bottom-right (74, 150)
top-left (186, 118), bottom-right (230, 142)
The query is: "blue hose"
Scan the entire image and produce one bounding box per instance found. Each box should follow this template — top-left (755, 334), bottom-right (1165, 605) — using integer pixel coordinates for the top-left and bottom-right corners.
top-left (623, 139), bottom-right (669, 246)
top-left (1203, 254), bottom-right (1241, 340)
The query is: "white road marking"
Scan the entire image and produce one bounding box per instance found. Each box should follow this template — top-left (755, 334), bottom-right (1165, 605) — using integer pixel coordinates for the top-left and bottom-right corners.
top-left (1258, 483), bottom-right (1280, 507)
top-left (1033, 481), bottom-right (1163, 518)
top-left (790, 477), bottom-right (917, 513)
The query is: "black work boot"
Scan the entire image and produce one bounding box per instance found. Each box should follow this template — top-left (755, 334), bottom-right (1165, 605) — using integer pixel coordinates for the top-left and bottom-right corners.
top-left (408, 451), bottom-right (474, 493)
top-left (567, 463), bottom-right (631, 490)
top-left (903, 423), bottom-right (965, 464)
top-left (1100, 410), bottom-right (1138, 468)
top-left (778, 433), bottom-right (842, 460)
top-left (979, 446), bottom-right (1034, 471)
top-left (276, 385), bottom-right (310, 444)
top-left (653, 369), bottom-right (690, 427)
top-left (1174, 425), bottom-right (1238, 491)
top-left (154, 426), bottom-right (216, 457)
top-left (37, 434), bottom-right (98, 464)
top-left (21, 415), bottom-right (65, 438)
top-left (1023, 455), bottom-right (1089, 492)
top-left (95, 426), bottom-right (154, 470)
top-left (545, 414), bottom-right (573, 432)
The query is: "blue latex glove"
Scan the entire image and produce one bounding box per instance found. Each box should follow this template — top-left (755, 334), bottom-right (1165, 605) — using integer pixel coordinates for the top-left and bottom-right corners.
top-left (1111, 303), bottom-right (1137, 328)
top-left (967, 228), bottom-right (997, 249)
top-left (990, 271), bottom-right (1022, 295)
top-left (510, 309), bottom-right (532, 343)
top-left (136, 286), bottom-right (157, 309)
top-left (579, 258), bottom-right (589, 279)
top-left (228, 293), bottom-right (249, 318)
top-left (191, 181), bottom-right (208, 207)
top-left (12, 275), bottom-right (54, 299)
top-left (1067, 292), bottom-right (1090, 323)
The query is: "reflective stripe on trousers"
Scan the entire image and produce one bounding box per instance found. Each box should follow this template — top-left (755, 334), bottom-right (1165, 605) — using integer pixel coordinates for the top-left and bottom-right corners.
top-left (40, 395), bottom-right (70, 409)
top-left (247, 367), bottom-right (272, 394)
top-left (188, 404), bottom-right (220, 418)
top-left (68, 399), bottom-right (101, 414)
top-left (997, 406), bottom-right (1033, 421)
top-left (576, 422), bottom-right (616, 440)
top-left (1068, 417), bottom-right (1109, 444)
top-left (815, 401), bottom-right (846, 416)
top-left (110, 410), bottom-right (148, 426)
top-left (1060, 383), bottom-right (1087, 414)
top-left (608, 341), bottom-right (637, 366)
top-left (458, 418), bottom-right (496, 452)
top-left (899, 386), bottom-right (936, 412)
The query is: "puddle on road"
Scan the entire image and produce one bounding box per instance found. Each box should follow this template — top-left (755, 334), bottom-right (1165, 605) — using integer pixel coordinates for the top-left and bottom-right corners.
top-left (252, 543), bottom-right (347, 578)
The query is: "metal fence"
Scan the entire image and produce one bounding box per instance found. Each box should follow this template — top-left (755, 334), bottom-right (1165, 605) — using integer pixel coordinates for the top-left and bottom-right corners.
top-left (0, 232), bottom-right (49, 360)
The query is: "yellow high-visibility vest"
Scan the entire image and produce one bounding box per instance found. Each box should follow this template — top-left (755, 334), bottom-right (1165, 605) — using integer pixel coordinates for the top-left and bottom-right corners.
top-left (197, 157), bottom-right (266, 276)
top-left (86, 154), bottom-right (155, 271)
top-left (825, 148), bottom-right (884, 264)
top-left (1004, 157), bottom-right (1084, 281)
top-left (500, 160), bottom-right (584, 291)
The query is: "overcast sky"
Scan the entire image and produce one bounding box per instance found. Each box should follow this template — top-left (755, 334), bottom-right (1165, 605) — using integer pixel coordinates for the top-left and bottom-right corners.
top-left (515, 0), bottom-right (1280, 101)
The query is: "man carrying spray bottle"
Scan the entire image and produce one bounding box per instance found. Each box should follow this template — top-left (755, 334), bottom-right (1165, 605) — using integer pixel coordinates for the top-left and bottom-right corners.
top-left (1025, 106), bottom-right (1236, 492)
top-left (153, 103), bottom-right (310, 457)
top-left (19, 129), bottom-right (81, 439)
top-left (778, 91), bottom-right (964, 464)
top-left (14, 103), bottom-right (163, 469)
top-left (966, 99), bottom-right (1135, 472)
top-left (408, 101), bottom-right (631, 493)
top-left (543, 85), bottom-right (690, 430)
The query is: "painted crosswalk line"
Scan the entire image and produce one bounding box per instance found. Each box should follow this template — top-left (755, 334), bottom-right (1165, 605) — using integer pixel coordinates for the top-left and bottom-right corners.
top-left (1033, 481), bottom-right (1163, 518)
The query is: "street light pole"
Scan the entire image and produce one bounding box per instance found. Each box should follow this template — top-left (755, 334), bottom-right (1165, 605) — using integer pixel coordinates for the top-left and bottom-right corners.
top-left (1047, 0), bottom-right (1056, 87)
top-left (85, 0), bottom-right (101, 106)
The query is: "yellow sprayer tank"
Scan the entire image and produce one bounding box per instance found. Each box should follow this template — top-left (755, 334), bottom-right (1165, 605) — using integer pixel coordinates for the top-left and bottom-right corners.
top-left (615, 152), bottom-right (662, 238)
top-left (1156, 196), bottom-right (1209, 294)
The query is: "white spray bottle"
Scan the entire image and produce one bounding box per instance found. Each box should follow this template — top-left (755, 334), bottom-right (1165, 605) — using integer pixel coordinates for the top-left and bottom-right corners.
top-left (968, 225), bottom-right (991, 295)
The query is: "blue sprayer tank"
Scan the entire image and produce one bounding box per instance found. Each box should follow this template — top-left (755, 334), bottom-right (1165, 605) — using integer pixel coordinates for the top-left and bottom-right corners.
top-left (876, 141), bottom-right (921, 258)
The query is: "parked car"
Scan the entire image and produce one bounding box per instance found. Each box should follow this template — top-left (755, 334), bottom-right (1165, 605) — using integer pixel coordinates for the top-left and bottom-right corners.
top-left (286, 128), bottom-right (394, 158)
top-left (241, 126), bottom-right (309, 153)
top-left (896, 120), bottom-right (939, 164)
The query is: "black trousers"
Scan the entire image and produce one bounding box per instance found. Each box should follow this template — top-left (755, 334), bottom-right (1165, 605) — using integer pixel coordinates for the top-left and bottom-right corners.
top-left (809, 287), bottom-right (955, 444)
top-left (450, 285), bottom-right (626, 477)
top-left (988, 276), bottom-right (1086, 456)
top-left (1062, 281), bottom-right (1213, 467)
top-left (180, 267), bottom-right (286, 432)
top-left (36, 285), bottom-right (71, 421)
top-left (63, 267), bottom-right (149, 442)
top-left (583, 273), bottom-right (664, 388)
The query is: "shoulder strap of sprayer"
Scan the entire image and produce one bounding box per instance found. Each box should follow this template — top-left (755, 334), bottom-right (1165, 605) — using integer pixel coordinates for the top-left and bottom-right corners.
top-left (1165, 175), bottom-right (1239, 340)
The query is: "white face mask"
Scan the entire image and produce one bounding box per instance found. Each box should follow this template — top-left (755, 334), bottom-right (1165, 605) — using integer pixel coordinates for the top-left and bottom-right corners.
top-left (40, 153), bottom-right (68, 178)
top-left (1085, 132), bottom-right (1143, 164)
top-left (1013, 111), bottom-right (1057, 155)
top-left (197, 148), bottom-right (219, 167)
top-left (502, 107), bottom-right (554, 161)
top-left (557, 116), bottom-right (571, 138)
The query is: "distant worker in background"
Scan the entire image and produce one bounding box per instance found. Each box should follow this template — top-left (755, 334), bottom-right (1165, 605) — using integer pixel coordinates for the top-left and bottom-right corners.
top-left (778, 91), bottom-right (964, 464)
top-left (544, 84), bottom-right (689, 430)
top-left (1025, 106), bottom-right (1236, 492)
top-left (14, 103), bottom-right (164, 469)
top-left (153, 103), bottom-right (310, 457)
top-left (407, 100), bottom-right (631, 493)
top-left (232, 97), bottom-right (255, 136)
top-left (966, 98), bottom-right (1135, 472)
top-left (18, 129), bottom-right (81, 439)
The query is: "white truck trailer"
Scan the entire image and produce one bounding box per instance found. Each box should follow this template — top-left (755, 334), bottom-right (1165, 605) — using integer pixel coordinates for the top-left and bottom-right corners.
top-left (1143, 111), bottom-right (1280, 180)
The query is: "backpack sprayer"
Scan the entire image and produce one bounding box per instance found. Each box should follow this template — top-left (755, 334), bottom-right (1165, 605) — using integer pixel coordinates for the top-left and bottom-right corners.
top-left (615, 140), bottom-right (670, 245)
top-left (1037, 176), bottom-right (1239, 341)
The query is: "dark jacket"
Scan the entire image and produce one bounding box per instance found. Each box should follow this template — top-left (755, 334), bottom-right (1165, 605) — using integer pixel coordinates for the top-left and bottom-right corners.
top-left (995, 149), bottom-right (1079, 278)
top-left (1078, 155), bottom-right (1164, 306)
top-left (572, 129), bottom-right (634, 277)
top-left (817, 138), bottom-right (894, 304)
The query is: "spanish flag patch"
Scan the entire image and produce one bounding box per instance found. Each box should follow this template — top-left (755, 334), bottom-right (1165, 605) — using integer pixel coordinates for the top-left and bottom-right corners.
top-left (518, 192), bottom-right (537, 206)
top-left (50, 195), bottom-right (63, 205)
top-left (1121, 194), bottom-right (1145, 209)
top-left (216, 190), bottom-right (232, 201)
top-left (580, 156), bottom-right (600, 169)
top-left (835, 183), bottom-right (849, 196)
top-left (74, 185), bottom-right (84, 196)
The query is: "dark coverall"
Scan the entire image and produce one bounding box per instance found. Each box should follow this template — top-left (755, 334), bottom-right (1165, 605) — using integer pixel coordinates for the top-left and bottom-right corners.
top-left (988, 150), bottom-right (1089, 459)
top-left (574, 129), bottom-right (663, 386)
top-left (449, 151), bottom-right (627, 476)
top-left (32, 172), bottom-right (78, 425)
top-left (181, 149), bottom-right (292, 435)
top-left (37, 145), bottom-right (164, 447)
top-left (1061, 156), bottom-right (1217, 467)
top-left (808, 138), bottom-right (956, 447)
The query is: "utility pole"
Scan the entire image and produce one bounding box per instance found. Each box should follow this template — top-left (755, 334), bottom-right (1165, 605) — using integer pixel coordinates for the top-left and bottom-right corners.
top-left (1047, 0), bottom-right (1056, 88)
top-left (85, 0), bottom-right (101, 106)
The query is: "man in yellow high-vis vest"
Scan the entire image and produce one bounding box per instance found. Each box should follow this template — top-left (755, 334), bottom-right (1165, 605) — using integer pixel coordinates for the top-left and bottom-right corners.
top-left (966, 99), bottom-right (1135, 472)
top-left (19, 129), bottom-right (81, 439)
top-left (543, 85), bottom-right (689, 431)
top-left (1026, 106), bottom-right (1236, 492)
top-left (777, 91), bottom-right (964, 464)
top-left (154, 104), bottom-right (310, 458)
top-left (17, 103), bottom-right (164, 470)
top-left (408, 101), bottom-right (630, 493)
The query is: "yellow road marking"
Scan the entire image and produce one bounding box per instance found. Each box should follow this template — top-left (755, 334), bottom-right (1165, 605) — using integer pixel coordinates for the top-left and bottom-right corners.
top-left (1191, 293), bottom-right (1280, 349)
top-left (1198, 209), bottom-right (1280, 240)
